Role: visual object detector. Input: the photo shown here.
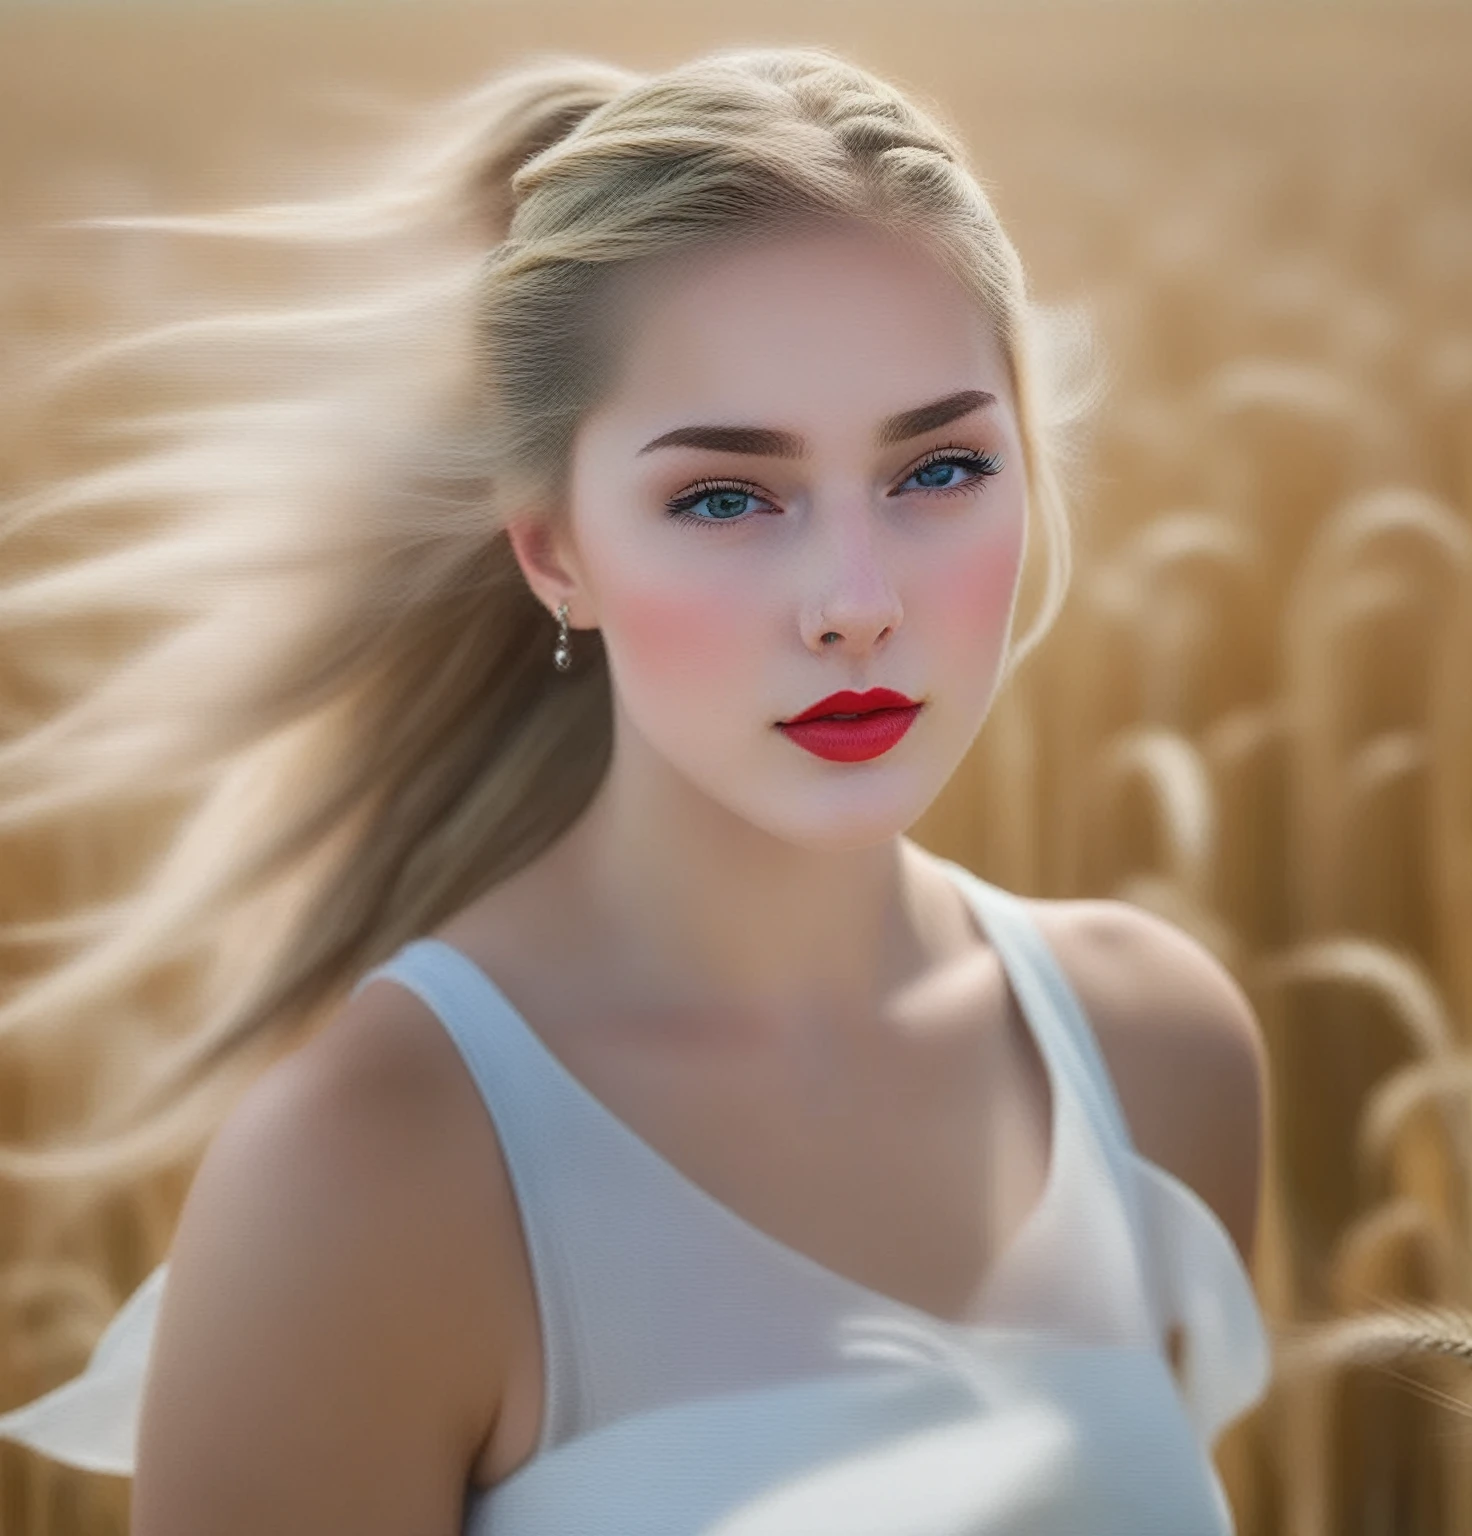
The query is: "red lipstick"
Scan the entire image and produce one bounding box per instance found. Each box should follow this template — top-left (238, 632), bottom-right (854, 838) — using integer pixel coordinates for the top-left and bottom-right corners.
top-left (777, 687), bottom-right (924, 763)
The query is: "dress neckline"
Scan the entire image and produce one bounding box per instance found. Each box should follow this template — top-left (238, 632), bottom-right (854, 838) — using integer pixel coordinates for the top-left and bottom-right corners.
top-left (417, 861), bottom-right (1078, 1340)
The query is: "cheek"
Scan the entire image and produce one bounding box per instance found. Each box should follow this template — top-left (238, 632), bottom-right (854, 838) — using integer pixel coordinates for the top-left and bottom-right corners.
top-left (599, 573), bottom-right (759, 701)
top-left (927, 515), bottom-right (1028, 654)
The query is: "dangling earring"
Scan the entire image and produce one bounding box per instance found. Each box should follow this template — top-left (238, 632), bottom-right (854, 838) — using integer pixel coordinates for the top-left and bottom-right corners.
top-left (553, 602), bottom-right (571, 672)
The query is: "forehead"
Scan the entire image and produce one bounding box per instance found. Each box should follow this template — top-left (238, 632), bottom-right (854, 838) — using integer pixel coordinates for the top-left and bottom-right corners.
top-left (589, 222), bottom-right (1012, 436)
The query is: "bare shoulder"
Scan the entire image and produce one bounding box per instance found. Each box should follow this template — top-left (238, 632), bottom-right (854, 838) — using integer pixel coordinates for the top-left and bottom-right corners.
top-left (133, 980), bottom-right (511, 1535)
top-left (1022, 896), bottom-right (1268, 1266)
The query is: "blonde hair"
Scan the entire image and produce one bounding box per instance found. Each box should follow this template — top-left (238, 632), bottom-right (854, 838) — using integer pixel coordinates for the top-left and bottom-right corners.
top-left (0, 46), bottom-right (1079, 1187)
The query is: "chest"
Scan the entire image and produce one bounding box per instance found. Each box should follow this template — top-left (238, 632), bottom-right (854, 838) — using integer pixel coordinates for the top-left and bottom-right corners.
top-left (471, 952), bottom-right (1059, 1488)
top-left (541, 950), bottom-right (1049, 1301)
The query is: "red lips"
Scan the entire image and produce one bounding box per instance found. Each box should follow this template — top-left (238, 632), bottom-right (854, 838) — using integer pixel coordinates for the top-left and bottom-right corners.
top-left (776, 688), bottom-right (924, 763)
top-left (780, 687), bottom-right (920, 725)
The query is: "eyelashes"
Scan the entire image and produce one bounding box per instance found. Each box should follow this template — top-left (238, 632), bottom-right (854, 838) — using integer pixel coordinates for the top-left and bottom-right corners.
top-left (665, 478), bottom-right (770, 527)
top-left (664, 445), bottom-right (1005, 530)
top-left (899, 446), bottom-right (1005, 495)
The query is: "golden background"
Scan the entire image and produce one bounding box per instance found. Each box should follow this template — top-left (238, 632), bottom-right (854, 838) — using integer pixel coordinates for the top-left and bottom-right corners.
top-left (1, 2), bottom-right (1470, 1532)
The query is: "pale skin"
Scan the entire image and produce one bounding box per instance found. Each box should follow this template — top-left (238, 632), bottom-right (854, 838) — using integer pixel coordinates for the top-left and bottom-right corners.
top-left (130, 225), bottom-right (1269, 1536)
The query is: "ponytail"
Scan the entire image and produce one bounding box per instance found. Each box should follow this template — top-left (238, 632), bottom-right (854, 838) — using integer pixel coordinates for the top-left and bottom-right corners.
top-left (0, 58), bottom-right (637, 1185)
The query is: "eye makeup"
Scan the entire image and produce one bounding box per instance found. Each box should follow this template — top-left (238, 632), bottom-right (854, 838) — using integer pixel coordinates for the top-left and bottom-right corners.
top-left (662, 443), bottom-right (1005, 528)
top-left (664, 477), bottom-right (779, 527)
top-left (893, 446), bottom-right (1004, 497)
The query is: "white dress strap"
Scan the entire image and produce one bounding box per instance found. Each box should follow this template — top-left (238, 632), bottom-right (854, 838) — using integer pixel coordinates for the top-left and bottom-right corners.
top-left (941, 862), bottom-right (1271, 1444)
top-left (937, 862), bottom-right (1163, 1319)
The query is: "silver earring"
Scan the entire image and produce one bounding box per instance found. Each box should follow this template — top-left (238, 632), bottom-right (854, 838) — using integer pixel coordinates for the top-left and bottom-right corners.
top-left (553, 602), bottom-right (571, 671)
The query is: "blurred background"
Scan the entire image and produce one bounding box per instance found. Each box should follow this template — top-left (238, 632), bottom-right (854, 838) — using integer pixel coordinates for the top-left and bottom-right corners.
top-left (1, 1), bottom-right (1470, 1532)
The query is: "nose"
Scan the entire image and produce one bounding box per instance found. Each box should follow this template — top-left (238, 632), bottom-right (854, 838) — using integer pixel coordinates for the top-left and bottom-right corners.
top-left (800, 510), bottom-right (904, 657)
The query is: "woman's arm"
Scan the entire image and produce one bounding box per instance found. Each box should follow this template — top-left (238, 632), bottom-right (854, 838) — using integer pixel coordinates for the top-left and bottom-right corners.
top-left (130, 989), bottom-right (511, 1536)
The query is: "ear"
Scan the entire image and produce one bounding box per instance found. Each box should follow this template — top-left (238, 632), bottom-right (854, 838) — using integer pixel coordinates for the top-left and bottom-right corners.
top-left (503, 514), bottom-right (591, 628)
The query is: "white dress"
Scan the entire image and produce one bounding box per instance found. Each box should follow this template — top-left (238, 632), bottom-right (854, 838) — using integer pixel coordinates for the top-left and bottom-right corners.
top-left (1, 860), bottom-right (1272, 1533)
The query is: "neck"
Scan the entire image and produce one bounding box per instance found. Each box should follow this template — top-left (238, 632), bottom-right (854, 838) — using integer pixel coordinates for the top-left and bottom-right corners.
top-left (537, 727), bottom-right (976, 1024)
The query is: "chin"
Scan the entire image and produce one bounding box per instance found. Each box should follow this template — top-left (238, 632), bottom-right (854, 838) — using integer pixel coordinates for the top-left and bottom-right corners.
top-left (727, 778), bottom-right (939, 855)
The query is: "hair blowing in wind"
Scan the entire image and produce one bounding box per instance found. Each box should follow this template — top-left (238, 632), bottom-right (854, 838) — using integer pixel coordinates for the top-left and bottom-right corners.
top-left (0, 47), bottom-right (1079, 1190)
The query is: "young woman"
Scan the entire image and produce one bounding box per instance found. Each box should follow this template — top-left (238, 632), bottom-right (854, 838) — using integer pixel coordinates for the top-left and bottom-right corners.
top-left (0, 46), bottom-right (1270, 1535)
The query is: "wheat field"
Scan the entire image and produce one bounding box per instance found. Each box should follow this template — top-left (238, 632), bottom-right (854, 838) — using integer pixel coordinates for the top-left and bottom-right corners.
top-left (1, 2), bottom-right (1470, 1533)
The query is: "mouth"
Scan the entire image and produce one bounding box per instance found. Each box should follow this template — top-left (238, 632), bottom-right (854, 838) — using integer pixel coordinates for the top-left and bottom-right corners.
top-left (779, 687), bottom-right (921, 726)
top-left (776, 688), bottom-right (924, 764)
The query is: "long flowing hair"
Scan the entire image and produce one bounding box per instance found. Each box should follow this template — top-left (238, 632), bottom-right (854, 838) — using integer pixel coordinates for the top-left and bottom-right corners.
top-left (0, 46), bottom-right (1085, 1189)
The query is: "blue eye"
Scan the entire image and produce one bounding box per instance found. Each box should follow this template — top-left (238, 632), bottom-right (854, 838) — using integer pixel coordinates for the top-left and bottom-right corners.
top-left (896, 449), bottom-right (1004, 495)
top-left (693, 490), bottom-right (760, 520)
top-left (665, 481), bottom-right (772, 527)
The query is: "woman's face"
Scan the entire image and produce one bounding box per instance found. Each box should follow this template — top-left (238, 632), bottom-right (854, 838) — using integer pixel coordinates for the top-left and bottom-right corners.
top-left (530, 222), bottom-right (1029, 851)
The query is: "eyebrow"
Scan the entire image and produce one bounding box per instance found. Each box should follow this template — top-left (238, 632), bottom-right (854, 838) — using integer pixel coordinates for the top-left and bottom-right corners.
top-left (876, 389), bottom-right (998, 446)
top-left (636, 389), bottom-right (997, 458)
